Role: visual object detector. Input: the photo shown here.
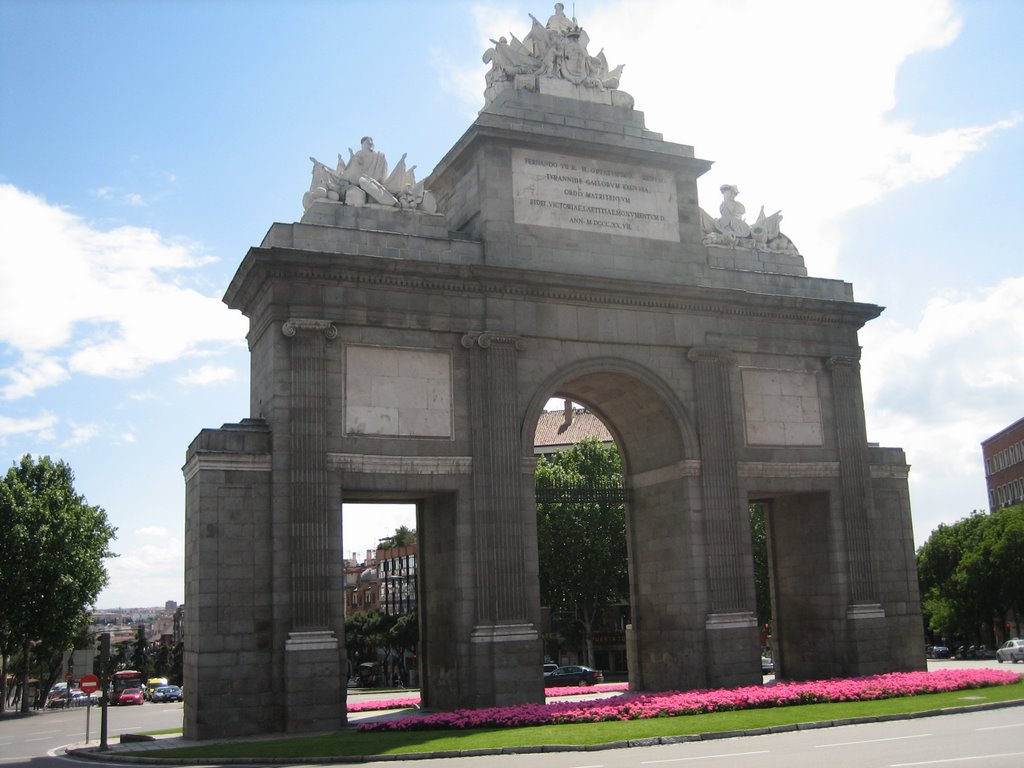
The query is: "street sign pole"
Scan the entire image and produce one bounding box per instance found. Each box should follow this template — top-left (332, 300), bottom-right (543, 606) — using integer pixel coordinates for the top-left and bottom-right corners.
top-left (78, 674), bottom-right (100, 744)
top-left (98, 633), bottom-right (110, 751)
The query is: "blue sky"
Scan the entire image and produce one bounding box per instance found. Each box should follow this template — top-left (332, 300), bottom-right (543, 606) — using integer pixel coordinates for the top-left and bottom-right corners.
top-left (1, 0), bottom-right (1021, 608)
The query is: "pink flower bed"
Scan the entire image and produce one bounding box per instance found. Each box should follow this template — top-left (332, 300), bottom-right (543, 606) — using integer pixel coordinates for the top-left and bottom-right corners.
top-left (544, 683), bottom-right (630, 697)
top-left (357, 669), bottom-right (1022, 732)
top-left (347, 683), bottom-right (629, 712)
top-left (348, 697), bottom-right (420, 712)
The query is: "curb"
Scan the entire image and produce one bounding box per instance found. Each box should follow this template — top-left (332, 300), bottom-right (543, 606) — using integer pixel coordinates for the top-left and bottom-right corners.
top-left (65, 698), bottom-right (1024, 765)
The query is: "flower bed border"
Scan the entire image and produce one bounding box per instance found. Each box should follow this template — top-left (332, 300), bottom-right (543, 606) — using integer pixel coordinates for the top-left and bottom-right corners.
top-left (357, 669), bottom-right (1022, 732)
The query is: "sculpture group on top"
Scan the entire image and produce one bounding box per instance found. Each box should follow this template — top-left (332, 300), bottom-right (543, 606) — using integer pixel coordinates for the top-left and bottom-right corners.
top-left (483, 4), bottom-right (628, 105)
top-left (303, 136), bottom-right (437, 214)
top-left (700, 185), bottom-right (800, 256)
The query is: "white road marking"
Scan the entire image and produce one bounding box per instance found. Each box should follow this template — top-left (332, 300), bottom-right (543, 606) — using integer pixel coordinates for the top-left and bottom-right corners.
top-left (641, 751), bottom-right (770, 763)
top-left (891, 752), bottom-right (1024, 766)
top-left (816, 733), bottom-right (932, 748)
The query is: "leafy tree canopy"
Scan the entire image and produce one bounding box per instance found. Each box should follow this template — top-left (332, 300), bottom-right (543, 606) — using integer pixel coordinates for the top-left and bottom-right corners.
top-left (0, 455), bottom-right (117, 654)
top-left (378, 525), bottom-right (416, 550)
top-left (917, 505), bottom-right (1024, 642)
top-left (536, 436), bottom-right (627, 665)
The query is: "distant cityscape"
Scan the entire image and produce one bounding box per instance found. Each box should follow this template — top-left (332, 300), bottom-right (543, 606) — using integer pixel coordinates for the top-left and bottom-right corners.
top-left (89, 600), bottom-right (183, 646)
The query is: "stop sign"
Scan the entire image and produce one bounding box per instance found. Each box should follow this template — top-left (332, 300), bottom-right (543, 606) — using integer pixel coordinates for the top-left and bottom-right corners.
top-left (79, 674), bottom-right (100, 694)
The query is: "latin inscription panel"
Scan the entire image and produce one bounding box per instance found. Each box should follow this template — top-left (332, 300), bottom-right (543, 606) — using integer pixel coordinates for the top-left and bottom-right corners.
top-left (511, 149), bottom-right (679, 242)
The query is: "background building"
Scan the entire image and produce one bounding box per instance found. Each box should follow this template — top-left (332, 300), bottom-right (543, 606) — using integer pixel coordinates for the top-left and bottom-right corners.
top-left (982, 417), bottom-right (1024, 510)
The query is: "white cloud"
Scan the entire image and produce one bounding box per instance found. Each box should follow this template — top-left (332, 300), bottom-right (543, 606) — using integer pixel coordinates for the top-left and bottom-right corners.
top-left (0, 184), bottom-right (248, 395)
top-left (0, 353), bottom-right (69, 400)
top-left (343, 503), bottom-right (417, 561)
top-left (62, 420), bottom-right (102, 448)
top-left (860, 276), bottom-right (1024, 539)
top-left (176, 364), bottom-right (238, 387)
top-left (0, 410), bottom-right (59, 442)
top-left (463, 1), bottom-right (1014, 275)
top-left (102, 527), bottom-right (185, 607)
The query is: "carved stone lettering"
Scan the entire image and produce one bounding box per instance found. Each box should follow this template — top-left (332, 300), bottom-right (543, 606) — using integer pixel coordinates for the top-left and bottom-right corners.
top-left (511, 149), bottom-right (679, 242)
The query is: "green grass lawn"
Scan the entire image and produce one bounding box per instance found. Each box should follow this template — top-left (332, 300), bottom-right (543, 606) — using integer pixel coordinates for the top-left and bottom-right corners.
top-left (127, 681), bottom-right (1024, 760)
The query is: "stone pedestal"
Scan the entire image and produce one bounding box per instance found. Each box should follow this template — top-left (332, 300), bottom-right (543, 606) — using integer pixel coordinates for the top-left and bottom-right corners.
top-left (284, 632), bottom-right (343, 733)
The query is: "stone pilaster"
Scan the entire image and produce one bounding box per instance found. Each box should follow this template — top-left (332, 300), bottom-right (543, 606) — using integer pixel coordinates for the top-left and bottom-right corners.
top-left (827, 355), bottom-right (879, 608)
top-left (461, 331), bottom-right (531, 625)
top-left (688, 347), bottom-right (751, 615)
top-left (283, 318), bottom-right (337, 629)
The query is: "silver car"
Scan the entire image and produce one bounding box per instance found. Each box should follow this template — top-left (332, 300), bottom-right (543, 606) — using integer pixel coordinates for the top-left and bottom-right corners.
top-left (996, 638), bottom-right (1024, 663)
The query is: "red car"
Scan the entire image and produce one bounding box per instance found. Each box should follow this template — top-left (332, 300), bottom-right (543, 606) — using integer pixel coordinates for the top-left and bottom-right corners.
top-left (117, 687), bottom-right (144, 705)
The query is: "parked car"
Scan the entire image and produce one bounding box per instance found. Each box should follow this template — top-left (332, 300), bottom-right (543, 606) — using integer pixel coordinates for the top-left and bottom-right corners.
top-left (761, 655), bottom-right (774, 674)
top-left (929, 645), bottom-right (951, 659)
top-left (117, 687), bottom-right (144, 705)
top-left (996, 638), bottom-right (1024, 663)
top-left (69, 689), bottom-right (92, 706)
top-left (543, 665), bottom-right (604, 686)
top-left (150, 685), bottom-right (183, 703)
top-left (543, 662), bottom-right (558, 675)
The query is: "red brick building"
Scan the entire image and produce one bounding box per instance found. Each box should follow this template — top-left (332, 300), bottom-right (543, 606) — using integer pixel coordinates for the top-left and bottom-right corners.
top-left (982, 417), bottom-right (1024, 510)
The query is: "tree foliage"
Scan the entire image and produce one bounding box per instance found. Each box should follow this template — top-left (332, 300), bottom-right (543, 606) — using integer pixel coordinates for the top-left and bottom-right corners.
top-left (917, 505), bottom-right (1024, 643)
top-left (0, 455), bottom-right (117, 711)
top-left (749, 503), bottom-right (772, 633)
top-left (536, 437), bottom-right (627, 666)
top-left (377, 525), bottom-right (416, 550)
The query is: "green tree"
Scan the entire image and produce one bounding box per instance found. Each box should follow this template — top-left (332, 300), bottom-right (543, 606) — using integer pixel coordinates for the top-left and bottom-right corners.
top-left (0, 455), bottom-right (116, 712)
top-left (377, 525), bottom-right (416, 550)
top-left (345, 609), bottom-right (388, 684)
top-left (749, 503), bottom-right (772, 635)
top-left (536, 437), bottom-right (627, 667)
top-left (132, 624), bottom-right (153, 678)
top-left (917, 506), bottom-right (1024, 644)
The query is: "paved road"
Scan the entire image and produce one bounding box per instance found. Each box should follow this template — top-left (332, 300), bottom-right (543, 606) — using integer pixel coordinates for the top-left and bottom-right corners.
top-left (0, 700), bottom-right (183, 767)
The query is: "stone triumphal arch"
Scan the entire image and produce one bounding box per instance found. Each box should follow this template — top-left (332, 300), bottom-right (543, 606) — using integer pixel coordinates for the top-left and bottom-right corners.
top-left (183, 6), bottom-right (924, 739)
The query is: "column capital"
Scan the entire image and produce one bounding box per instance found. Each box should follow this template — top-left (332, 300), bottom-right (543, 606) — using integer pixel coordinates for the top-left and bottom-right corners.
top-left (686, 346), bottom-right (734, 365)
top-left (461, 331), bottom-right (526, 351)
top-left (826, 355), bottom-right (860, 371)
top-left (282, 318), bottom-right (338, 340)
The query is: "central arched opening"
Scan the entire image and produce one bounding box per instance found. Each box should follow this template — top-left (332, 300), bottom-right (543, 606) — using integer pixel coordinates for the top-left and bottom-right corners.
top-left (534, 400), bottom-right (628, 683)
top-left (525, 361), bottom-right (705, 692)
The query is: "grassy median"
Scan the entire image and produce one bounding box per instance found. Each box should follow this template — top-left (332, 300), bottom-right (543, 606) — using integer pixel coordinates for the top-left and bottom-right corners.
top-left (125, 680), bottom-right (1024, 760)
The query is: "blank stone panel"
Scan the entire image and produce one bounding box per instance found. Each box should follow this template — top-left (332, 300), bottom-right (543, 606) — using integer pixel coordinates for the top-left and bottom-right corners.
top-left (345, 345), bottom-right (453, 437)
top-left (741, 368), bottom-right (823, 447)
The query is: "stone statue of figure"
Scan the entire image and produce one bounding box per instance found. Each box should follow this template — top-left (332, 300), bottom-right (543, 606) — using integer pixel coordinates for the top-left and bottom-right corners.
top-left (717, 184), bottom-right (751, 238)
top-left (341, 136), bottom-right (398, 206)
top-left (483, 35), bottom-right (536, 83)
top-left (303, 138), bottom-right (438, 214)
top-left (546, 2), bottom-right (576, 34)
top-left (482, 5), bottom-right (627, 104)
top-left (699, 183), bottom-right (800, 255)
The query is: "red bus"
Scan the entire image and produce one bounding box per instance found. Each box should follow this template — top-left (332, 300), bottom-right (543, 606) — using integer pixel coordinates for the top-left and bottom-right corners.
top-left (111, 670), bottom-right (143, 704)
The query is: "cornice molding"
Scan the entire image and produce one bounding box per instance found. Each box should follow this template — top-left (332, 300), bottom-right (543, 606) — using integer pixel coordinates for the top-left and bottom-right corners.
top-left (182, 451), bottom-right (272, 483)
top-left (227, 248), bottom-right (881, 332)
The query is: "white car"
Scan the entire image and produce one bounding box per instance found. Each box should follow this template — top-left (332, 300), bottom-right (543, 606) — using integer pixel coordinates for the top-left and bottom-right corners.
top-left (996, 638), bottom-right (1024, 663)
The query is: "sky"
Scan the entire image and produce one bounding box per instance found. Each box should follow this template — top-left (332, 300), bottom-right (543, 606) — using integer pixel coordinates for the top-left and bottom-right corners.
top-left (1, 0), bottom-right (1021, 609)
